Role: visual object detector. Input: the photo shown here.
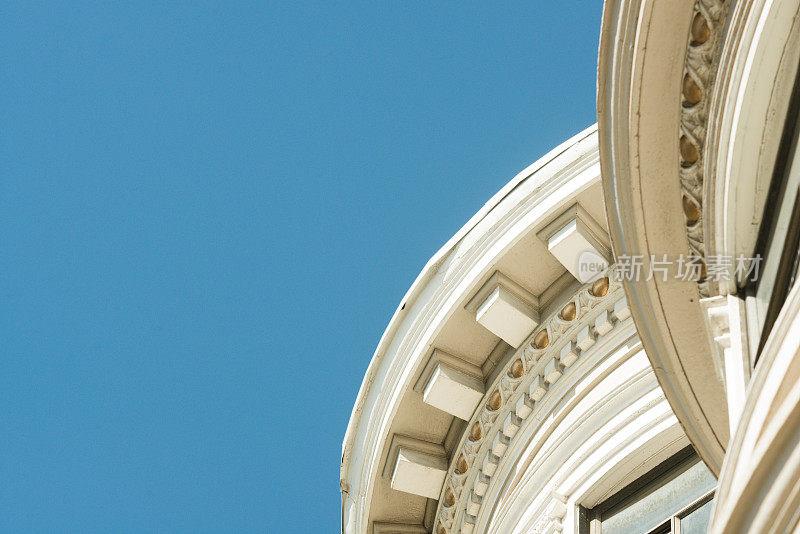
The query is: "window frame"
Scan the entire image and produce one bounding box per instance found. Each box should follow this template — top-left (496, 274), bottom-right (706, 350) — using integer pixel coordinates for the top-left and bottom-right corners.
top-left (749, 55), bottom-right (800, 361)
top-left (579, 447), bottom-right (716, 534)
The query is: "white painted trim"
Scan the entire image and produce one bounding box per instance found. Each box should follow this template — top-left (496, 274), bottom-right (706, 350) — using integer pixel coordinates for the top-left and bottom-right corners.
top-left (432, 270), bottom-right (634, 533)
top-left (706, 0), bottom-right (800, 295)
top-left (712, 280), bottom-right (800, 533)
top-left (701, 295), bottom-right (751, 436)
top-left (341, 127), bottom-right (601, 533)
top-left (598, 0), bottom-right (729, 474)
top-left (476, 327), bottom-right (689, 534)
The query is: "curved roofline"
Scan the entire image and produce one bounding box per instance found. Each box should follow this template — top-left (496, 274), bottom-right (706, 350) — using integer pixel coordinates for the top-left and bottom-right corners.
top-left (340, 123), bottom-right (598, 472)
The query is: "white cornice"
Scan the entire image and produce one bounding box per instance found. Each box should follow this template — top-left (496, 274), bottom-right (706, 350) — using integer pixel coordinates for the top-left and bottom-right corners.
top-left (598, 0), bottom-right (729, 475)
top-left (341, 126), bottom-right (601, 533)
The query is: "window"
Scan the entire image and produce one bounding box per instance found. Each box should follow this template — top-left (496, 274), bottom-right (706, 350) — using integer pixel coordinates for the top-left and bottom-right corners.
top-left (751, 58), bottom-right (800, 359)
top-left (580, 447), bottom-right (716, 534)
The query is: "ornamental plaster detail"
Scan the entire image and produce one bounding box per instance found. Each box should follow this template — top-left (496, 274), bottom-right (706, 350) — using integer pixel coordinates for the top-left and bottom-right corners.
top-left (433, 267), bottom-right (630, 534)
top-left (701, 295), bottom-right (750, 435)
top-left (529, 493), bottom-right (567, 534)
top-left (679, 0), bottom-right (730, 296)
top-left (341, 128), bottom-right (601, 534)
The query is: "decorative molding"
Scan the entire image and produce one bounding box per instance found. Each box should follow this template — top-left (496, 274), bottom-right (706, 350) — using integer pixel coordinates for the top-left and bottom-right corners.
top-left (597, 0), bottom-right (730, 476)
top-left (372, 523), bottom-right (428, 534)
top-left (484, 352), bottom-right (682, 533)
top-left (703, 0), bottom-right (800, 298)
top-left (701, 295), bottom-right (750, 435)
top-left (530, 493), bottom-right (567, 534)
top-left (433, 267), bottom-right (630, 533)
top-left (341, 126), bottom-right (601, 534)
top-left (678, 0), bottom-right (731, 297)
top-left (700, 296), bottom-right (732, 382)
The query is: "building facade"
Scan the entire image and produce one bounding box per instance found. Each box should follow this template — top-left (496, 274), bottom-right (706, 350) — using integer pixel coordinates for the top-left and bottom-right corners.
top-left (342, 1), bottom-right (800, 532)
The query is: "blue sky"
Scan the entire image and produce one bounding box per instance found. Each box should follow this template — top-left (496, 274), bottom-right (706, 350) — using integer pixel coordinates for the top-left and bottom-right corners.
top-left (1, 2), bottom-right (601, 532)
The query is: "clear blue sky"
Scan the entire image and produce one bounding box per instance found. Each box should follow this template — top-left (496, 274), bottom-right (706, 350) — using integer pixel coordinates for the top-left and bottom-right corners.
top-left (1, 2), bottom-right (601, 532)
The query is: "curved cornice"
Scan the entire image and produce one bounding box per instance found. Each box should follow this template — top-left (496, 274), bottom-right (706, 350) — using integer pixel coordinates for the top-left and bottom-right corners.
top-left (704, 0), bottom-right (800, 294)
top-left (597, 0), bottom-right (729, 473)
top-left (433, 269), bottom-right (626, 533)
top-left (341, 126), bottom-right (601, 533)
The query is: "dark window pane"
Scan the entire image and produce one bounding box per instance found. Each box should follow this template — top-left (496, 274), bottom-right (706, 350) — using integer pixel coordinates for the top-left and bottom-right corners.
top-left (646, 521), bottom-right (671, 534)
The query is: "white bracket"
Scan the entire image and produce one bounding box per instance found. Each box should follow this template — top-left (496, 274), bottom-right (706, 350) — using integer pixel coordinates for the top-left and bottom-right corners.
top-left (701, 294), bottom-right (751, 435)
top-left (466, 271), bottom-right (540, 347)
top-left (384, 434), bottom-right (448, 499)
top-left (413, 350), bottom-right (485, 420)
top-left (538, 203), bottom-right (611, 282)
